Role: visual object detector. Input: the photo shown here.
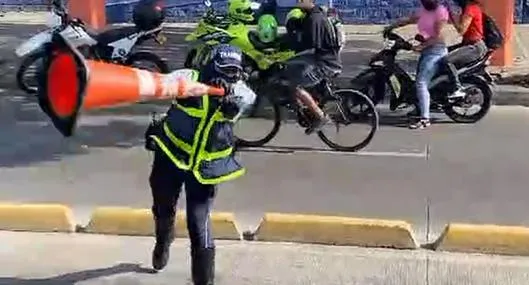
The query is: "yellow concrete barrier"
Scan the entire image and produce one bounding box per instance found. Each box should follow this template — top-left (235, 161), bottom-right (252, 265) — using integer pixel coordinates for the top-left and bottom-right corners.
top-left (85, 207), bottom-right (240, 239)
top-left (0, 203), bottom-right (75, 232)
top-left (433, 223), bottom-right (529, 256)
top-left (254, 213), bottom-right (417, 249)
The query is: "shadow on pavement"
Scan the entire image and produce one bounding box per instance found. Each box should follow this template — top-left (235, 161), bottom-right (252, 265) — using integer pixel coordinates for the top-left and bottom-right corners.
top-left (0, 263), bottom-right (156, 285)
top-left (0, 93), bottom-right (151, 168)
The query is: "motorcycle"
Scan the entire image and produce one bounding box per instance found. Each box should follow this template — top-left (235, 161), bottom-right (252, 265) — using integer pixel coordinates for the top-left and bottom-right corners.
top-left (183, 0), bottom-right (295, 78)
top-left (15, 0), bottom-right (169, 95)
top-left (350, 31), bottom-right (493, 123)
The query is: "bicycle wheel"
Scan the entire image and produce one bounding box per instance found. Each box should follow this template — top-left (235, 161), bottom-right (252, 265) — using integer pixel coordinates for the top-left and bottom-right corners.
top-left (233, 94), bottom-right (281, 147)
top-left (317, 89), bottom-right (379, 152)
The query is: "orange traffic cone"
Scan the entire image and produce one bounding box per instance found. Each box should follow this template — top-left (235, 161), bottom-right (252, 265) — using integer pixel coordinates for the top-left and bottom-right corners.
top-left (40, 48), bottom-right (224, 137)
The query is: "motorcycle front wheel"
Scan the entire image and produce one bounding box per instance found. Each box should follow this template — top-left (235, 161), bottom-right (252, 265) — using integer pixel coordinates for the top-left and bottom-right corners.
top-left (16, 49), bottom-right (47, 95)
top-left (318, 89), bottom-right (379, 152)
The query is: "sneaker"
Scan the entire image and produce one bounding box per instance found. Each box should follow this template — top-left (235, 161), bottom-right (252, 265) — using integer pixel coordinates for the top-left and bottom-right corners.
top-left (408, 118), bottom-right (431, 130)
top-left (305, 115), bottom-right (331, 135)
top-left (448, 89), bottom-right (466, 99)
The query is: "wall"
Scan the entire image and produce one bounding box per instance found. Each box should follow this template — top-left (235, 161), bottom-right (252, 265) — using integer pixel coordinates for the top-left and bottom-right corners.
top-left (1, 0), bottom-right (528, 24)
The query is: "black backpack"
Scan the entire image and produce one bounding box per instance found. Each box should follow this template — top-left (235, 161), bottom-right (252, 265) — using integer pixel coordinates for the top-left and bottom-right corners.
top-left (482, 12), bottom-right (504, 50)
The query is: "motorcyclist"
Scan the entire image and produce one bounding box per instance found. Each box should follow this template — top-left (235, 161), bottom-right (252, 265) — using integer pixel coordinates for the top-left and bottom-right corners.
top-left (280, 0), bottom-right (343, 135)
top-left (145, 44), bottom-right (252, 284)
top-left (443, 0), bottom-right (487, 98)
top-left (249, 14), bottom-right (293, 51)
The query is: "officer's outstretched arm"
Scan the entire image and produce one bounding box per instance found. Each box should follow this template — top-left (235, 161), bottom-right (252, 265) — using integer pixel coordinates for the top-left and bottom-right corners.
top-left (220, 81), bottom-right (257, 121)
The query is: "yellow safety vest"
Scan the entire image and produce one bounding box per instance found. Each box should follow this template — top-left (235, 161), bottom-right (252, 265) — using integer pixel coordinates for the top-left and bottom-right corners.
top-left (150, 72), bottom-right (245, 185)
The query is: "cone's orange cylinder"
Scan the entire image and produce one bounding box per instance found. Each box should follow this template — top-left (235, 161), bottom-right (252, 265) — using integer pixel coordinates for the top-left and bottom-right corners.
top-left (46, 51), bottom-right (225, 118)
top-left (482, 0), bottom-right (514, 66)
top-left (81, 60), bottom-right (225, 110)
top-left (67, 0), bottom-right (107, 30)
top-left (83, 61), bottom-right (145, 110)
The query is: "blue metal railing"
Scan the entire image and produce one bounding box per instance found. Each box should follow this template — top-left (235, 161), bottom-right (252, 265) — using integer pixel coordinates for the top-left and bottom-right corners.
top-left (0, 0), bottom-right (527, 24)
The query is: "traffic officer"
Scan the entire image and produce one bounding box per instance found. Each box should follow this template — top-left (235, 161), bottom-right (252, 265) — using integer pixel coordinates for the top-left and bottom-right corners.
top-left (144, 44), bottom-right (249, 285)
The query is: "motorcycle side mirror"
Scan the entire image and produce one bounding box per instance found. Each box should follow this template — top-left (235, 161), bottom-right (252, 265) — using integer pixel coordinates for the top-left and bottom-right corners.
top-left (250, 1), bottom-right (262, 10)
top-left (204, 0), bottom-right (212, 7)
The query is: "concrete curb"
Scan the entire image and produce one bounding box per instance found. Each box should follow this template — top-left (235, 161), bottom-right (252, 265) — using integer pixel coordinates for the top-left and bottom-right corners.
top-left (0, 203), bottom-right (75, 232)
top-left (254, 213), bottom-right (417, 249)
top-left (3, 203), bottom-right (529, 256)
top-left (433, 223), bottom-right (529, 256)
top-left (85, 207), bottom-right (240, 240)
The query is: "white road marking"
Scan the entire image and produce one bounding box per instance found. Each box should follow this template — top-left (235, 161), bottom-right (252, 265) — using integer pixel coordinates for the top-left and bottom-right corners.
top-left (238, 145), bottom-right (428, 159)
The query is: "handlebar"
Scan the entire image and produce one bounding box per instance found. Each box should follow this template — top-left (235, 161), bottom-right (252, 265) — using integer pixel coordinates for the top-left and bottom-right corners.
top-left (382, 29), bottom-right (414, 51)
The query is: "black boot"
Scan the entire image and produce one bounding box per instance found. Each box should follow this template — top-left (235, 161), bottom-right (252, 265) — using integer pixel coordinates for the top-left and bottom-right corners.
top-left (191, 247), bottom-right (215, 285)
top-left (152, 217), bottom-right (175, 271)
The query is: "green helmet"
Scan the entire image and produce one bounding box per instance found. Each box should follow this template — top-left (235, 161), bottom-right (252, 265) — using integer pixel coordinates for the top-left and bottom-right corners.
top-left (257, 15), bottom-right (278, 43)
top-left (227, 0), bottom-right (254, 23)
top-left (286, 8), bottom-right (305, 21)
top-left (285, 8), bottom-right (305, 33)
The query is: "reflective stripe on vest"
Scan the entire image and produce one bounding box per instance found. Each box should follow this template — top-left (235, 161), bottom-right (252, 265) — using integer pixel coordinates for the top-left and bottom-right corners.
top-left (193, 110), bottom-right (245, 184)
top-left (150, 74), bottom-right (245, 184)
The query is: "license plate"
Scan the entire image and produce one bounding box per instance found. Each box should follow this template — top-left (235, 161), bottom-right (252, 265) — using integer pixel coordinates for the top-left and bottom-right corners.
top-left (155, 33), bottom-right (167, 45)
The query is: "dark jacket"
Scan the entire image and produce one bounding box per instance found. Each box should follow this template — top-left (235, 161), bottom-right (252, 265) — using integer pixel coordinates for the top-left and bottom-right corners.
top-left (300, 6), bottom-right (342, 70)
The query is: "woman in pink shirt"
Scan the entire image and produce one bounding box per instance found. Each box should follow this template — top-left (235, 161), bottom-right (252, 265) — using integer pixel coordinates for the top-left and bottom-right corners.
top-left (384, 0), bottom-right (449, 129)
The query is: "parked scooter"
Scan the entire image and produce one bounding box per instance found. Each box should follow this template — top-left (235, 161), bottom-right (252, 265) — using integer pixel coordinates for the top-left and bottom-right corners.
top-left (350, 31), bottom-right (494, 123)
top-left (15, 0), bottom-right (169, 95)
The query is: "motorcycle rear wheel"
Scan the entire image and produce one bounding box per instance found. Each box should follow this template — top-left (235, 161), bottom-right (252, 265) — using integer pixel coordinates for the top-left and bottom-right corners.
top-left (443, 76), bottom-right (492, 124)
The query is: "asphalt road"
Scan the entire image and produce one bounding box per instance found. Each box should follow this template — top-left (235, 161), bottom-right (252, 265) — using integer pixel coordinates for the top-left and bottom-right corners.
top-left (1, 24), bottom-right (529, 244)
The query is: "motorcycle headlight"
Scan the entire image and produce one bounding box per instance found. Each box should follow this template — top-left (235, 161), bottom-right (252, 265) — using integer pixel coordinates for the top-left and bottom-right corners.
top-left (46, 12), bottom-right (62, 28)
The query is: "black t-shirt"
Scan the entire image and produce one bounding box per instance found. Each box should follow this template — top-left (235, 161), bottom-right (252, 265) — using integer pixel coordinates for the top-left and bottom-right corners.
top-left (300, 6), bottom-right (341, 69)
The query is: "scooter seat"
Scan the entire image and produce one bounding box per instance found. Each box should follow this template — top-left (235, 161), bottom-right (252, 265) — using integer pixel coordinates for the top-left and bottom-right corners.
top-left (96, 26), bottom-right (139, 45)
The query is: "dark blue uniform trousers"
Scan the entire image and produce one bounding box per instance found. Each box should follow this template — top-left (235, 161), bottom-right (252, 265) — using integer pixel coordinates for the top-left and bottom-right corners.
top-left (150, 150), bottom-right (216, 248)
top-left (149, 150), bottom-right (216, 284)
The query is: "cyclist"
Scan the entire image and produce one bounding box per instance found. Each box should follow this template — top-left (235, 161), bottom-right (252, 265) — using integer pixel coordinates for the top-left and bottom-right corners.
top-left (280, 0), bottom-right (343, 135)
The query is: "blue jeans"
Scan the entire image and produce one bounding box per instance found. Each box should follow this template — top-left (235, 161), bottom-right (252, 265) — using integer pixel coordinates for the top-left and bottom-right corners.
top-left (416, 44), bottom-right (448, 119)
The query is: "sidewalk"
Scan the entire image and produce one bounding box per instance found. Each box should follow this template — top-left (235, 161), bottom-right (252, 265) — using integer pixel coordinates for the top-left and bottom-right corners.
top-left (1, 231), bottom-right (529, 285)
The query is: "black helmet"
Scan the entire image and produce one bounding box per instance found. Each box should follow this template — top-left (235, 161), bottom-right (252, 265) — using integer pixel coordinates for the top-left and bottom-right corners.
top-left (132, 0), bottom-right (166, 31)
top-left (209, 44), bottom-right (244, 83)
